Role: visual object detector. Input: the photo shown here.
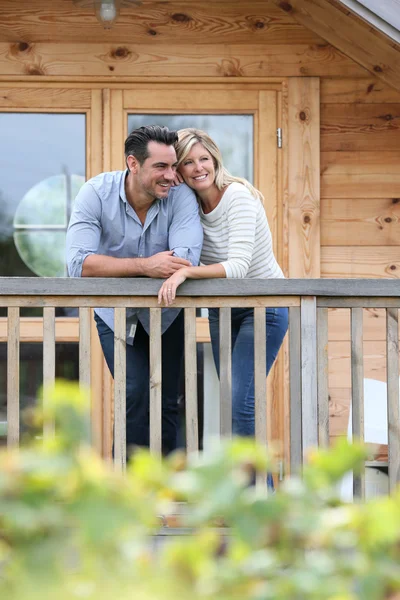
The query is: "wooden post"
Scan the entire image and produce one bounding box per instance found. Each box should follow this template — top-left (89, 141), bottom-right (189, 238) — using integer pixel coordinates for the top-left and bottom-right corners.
top-left (184, 307), bottom-right (199, 454)
top-left (301, 296), bottom-right (318, 457)
top-left (150, 308), bottom-right (162, 455)
top-left (43, 306), bottom-right (55, 439)
top-left (219, 307), bottom-right (232, 438)
top-left (351, 307), bottom-right (365, 500)
top-left (317, 307), bottom-right (329, 447)
top-left (114, 307), bottom-right (126, 470)
top-left (386, 308), bottom-right (400, 492)
top-left (7, 307), bottom-right (20, 448)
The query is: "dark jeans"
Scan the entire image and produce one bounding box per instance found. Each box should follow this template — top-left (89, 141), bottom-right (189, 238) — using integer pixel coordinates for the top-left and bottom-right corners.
top-left (208, 307), bottom-right (289, 437)
top-left (94, 311), bottom-right (184, 456)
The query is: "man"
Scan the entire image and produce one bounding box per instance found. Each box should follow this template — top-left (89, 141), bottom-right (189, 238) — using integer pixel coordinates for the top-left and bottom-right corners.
top-left (66, 125), bottom-right (203, 455)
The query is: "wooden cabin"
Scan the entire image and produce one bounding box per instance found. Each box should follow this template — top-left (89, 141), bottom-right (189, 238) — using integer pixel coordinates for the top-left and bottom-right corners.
top-left (0, 0), bottom-right (399, 470)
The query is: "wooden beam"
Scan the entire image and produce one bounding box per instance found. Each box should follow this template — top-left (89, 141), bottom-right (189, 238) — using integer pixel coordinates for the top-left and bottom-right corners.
top-left (287, 77), bottom-right (320, 278)
top-left (273, 0), bottom-right (400, 92)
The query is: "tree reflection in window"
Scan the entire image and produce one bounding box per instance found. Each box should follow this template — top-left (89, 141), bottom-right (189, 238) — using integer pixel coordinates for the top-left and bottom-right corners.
top-left (13, 171), bottom-right (84, 277)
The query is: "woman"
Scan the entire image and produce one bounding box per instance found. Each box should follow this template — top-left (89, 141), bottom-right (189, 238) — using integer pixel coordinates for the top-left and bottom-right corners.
top-left (158, 128), bottom-right (288, 439)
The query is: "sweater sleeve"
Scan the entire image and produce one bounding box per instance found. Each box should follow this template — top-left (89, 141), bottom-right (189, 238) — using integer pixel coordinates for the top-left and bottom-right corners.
top-left (220, 187), bottom-right (258, 278)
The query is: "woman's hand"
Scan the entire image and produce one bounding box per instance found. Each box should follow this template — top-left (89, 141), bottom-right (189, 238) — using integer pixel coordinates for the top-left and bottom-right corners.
top-left (158, 268), bottom-right (189, 306)
top-left (171, 170), bottom-right (185, 187)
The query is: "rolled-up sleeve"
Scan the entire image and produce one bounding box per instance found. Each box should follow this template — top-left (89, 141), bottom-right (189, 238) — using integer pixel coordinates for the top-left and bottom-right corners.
top-left (168, 184), bottom-right (203, 266)
top-left (66, 183), bottom-right (102, 277)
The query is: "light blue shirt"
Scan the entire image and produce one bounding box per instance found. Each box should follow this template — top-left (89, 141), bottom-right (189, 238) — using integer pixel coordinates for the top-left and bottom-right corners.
top-left (66, 170), bottom-right (203, 344)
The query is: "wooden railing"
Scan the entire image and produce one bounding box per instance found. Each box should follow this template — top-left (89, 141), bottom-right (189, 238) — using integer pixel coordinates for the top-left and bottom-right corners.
top-left (1, 277), bottom-right (399, 498)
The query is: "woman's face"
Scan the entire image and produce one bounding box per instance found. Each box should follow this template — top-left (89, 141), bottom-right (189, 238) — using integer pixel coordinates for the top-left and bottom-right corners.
top-left (178, 143), bottom-right (216, 193)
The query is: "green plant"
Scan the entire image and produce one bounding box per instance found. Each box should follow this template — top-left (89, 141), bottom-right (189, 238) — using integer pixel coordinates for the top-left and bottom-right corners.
top-left (1, 380), bottom-right (400, 600)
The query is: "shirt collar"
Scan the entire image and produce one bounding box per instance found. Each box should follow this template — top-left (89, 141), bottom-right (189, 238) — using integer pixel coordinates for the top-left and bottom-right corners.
top-left (119, 169), bottom-right (129, 204)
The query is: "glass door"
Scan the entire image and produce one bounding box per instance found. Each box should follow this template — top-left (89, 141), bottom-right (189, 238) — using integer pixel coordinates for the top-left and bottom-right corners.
top-left (105, 85), bottom-right (282, 453)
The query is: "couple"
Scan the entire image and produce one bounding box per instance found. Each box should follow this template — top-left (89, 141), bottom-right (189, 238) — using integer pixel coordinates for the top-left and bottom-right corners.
top-left (66, 124), bottom-right (288, 457)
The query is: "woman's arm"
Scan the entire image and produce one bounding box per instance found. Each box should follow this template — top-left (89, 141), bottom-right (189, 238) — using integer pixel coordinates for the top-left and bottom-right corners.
top-left (158, 263), bottom-right (226, 306)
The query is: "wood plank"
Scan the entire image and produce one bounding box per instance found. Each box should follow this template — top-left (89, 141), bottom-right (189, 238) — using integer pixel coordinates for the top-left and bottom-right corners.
top-left (321, 103), bottom-right (400, 152)
top-left (184, 308), bottom-right (199, 454)
top-left (328, 387), bottom-right (351, 438)
top-left (124, 89), bottom-right (259, 110)
top-left (0, 87), bottom-right (91, 107)
top-left (272, 0), bottom-right (400, 92)
top-left (89, 89), bottom-right (103, 178)
top-left (351, 307), bottom-right (365, 499)
top-left (300, 297), bottom-right (318, 455)
top-left (321, 176), bottom-right (400, 200)
top-left (43, 307), bottom-right (55, 440)
top-left (321, 198), bottom-right (400, 245)
top-left (328, 341), bottom-right (388, 388)
top-left (0, 42), bottom-right (366, 78)
top-left (90, 312), bottom-right (104, 455)
top-left (111, 89), bottom-right (124, 171)
top-left (327, 307), bottom-right (395, 342)
top-left (288, 77), bottom-right (320, 278)
top-left (321, 247), bottom-right (400, 279)
top-left (289, 306), bottom-right (302, 472)
top-left (0, 317), bottom-right (79, 343)
top-left (149, 308), bottom-right (162, 455)
top-left (114, 307), bottom-right (126, 470)
top-left (1, 276), bottom-right (399, 297)
top-left (7, 307), bottom-right (20, 448)
top-left (79, 307), bottom-right (91, 392)
top-left (0, 1), bottom-right (322, 45)
top-left (321, 151), bottom-right (400, 174)
top-left (317, 307), bottom-right (329, 446)
top-left (219, 307), bottom-right (232, 438)
top-left (258, 90), bottom-right (278, 254)
top-left (386, 308), bottom-right (400, 492)
top-left (321, 78), bottom-right (400, 104)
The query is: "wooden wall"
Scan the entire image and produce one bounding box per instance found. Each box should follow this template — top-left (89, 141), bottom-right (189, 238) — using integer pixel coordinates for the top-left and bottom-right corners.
top-left (1, 0), bottom-right (399, 451)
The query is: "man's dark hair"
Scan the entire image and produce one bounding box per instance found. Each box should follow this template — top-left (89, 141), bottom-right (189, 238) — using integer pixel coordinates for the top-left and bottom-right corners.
top-left (124, 125), bottom-right (178, 166)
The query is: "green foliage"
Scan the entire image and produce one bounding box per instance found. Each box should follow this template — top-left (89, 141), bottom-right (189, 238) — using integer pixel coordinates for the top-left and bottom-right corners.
top-left (1, 381), bottom-right (400, 600)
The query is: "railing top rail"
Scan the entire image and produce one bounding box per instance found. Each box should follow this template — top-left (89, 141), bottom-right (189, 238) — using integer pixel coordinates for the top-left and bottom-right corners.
top-left (0, 277), bottom-right (400, 297)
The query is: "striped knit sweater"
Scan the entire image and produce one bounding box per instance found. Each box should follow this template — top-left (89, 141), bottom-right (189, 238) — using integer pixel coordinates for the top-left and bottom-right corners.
top-left (199, 182), bottom-right (284, 279)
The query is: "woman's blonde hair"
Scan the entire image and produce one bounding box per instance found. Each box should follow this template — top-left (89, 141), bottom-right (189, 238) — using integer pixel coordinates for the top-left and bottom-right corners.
top-left (175, 128), bottom-right (264, 202)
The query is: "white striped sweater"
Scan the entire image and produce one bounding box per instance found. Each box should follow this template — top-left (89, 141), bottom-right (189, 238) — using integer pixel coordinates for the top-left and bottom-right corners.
top-left (199, 182), bottom-right (284, 280)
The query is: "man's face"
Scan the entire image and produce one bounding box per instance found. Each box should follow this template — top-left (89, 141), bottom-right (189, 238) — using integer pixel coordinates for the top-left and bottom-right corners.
top-left (134, 141), bottom-right (178, 200)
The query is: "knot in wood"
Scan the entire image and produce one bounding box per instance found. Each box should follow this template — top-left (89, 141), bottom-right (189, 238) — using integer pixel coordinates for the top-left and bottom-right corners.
top-left (392, 198), bottom-right (399, 204)
top-left (384, 217), bottom-right (392, 223)
top-left (299, 110), bottom-right (307, 121)
top-left (367, 83), bottom-right (375, 94)
top-left (254, 21), bottom-right (265, 29)
top-left (171, 13), bottom-right (192, 23)
top-left (24, 64), bottom-right (45, 75)
top-left (390, 265), bottom-right (397, 270)
top-left (303, 214), bottom-right (311, 224)
top-left (373, 65), bottom-right (383, 72)
top-left (279, 1), bottom-right (293, 11)
top-left (112, 47), bottom-right (130, 59)
top-left (147, 29), bottom-right (157, 36)
top-left (18, 42), bottom-right (30, 52)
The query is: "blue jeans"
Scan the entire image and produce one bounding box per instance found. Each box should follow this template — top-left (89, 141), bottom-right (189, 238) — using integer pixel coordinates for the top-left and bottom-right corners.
top-left (94, 312), bottom-right (184, 456)
top-left (208, 307), bottom-right (289, 437)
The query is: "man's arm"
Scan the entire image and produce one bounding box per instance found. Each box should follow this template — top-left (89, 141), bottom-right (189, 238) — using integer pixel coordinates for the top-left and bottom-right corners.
top-left (168, 184), bottom-right (203, 266)
top-left (66, 183), bottom-right (191, 278)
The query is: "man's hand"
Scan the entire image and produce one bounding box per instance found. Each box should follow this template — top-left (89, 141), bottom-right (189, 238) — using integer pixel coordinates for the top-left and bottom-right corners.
top-left (142, 251), bottom-right (191, 278)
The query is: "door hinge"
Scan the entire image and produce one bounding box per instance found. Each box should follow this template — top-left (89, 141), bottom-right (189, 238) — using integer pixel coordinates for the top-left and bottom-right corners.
top-left (277, 127), bottom-right (282, 148)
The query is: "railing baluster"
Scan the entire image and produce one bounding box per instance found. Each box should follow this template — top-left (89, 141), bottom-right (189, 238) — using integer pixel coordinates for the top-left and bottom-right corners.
top-left (114, 307), bottom-right (126, 470)
top-left (219, 307), bottom-right (232, 438)
top-left (254, 307), bottom-right (267, 445)
top-left (386, 308), bottom-right (400, 492)
top-left (351, 307), bottom-right (365, 500)
top-left (254, 306), bottom-right (267, 488)
top-left (317, 307), bottom-right (329, 447)
top-left (150, 308), bottom-right (162, 455)
top-left (79, 307), bottom-right (91, 391)
top-left (184, 307), bottom-right (199, 454)
top-left (301, 297), bottom-right (318, 457)
top-left (289, 306), bottom-right (302, 473)
top-left (43, 307), bottom-right (55, 439)
top-left (7, 307), bottom-right (20, 448)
